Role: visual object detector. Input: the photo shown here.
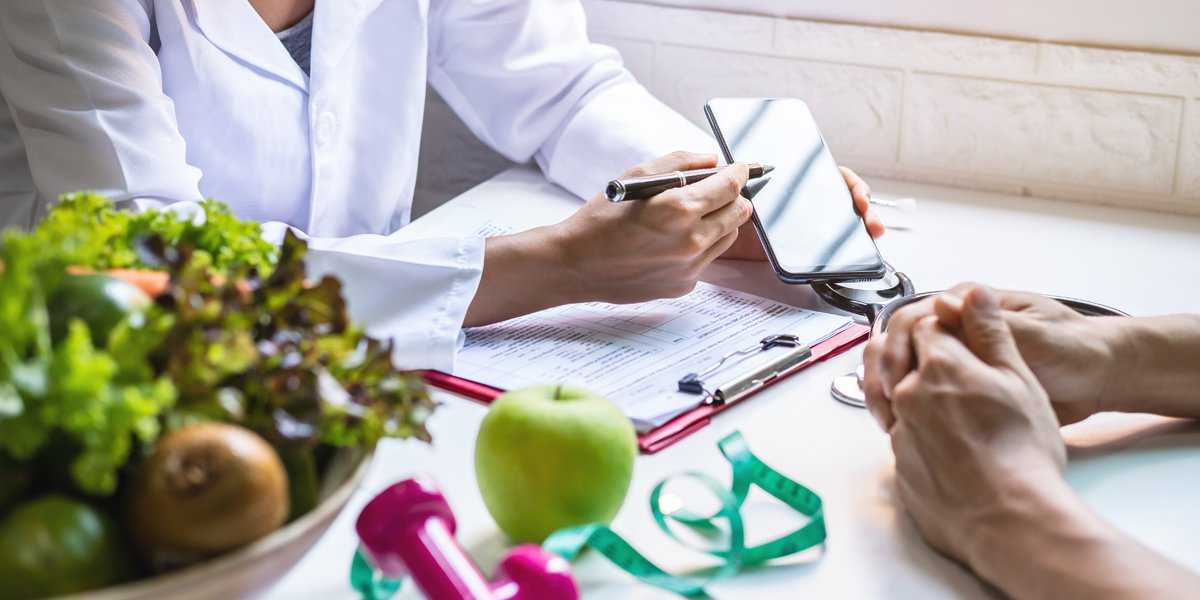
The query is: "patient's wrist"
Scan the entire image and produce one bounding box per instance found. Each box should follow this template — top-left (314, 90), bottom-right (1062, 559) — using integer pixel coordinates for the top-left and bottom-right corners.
top-left (1096, 317), bottom-right (1140, 413)
top-left (1102, 315), bottom-right (1200, 417)
top-left (965, 476), bottom-right (1099, 599)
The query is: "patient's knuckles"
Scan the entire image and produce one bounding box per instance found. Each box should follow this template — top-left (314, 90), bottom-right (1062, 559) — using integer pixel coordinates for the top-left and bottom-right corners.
top-left (917, 349), bottom-right (954, 377)
top-left (891, 299), bottom-right (935, 333)
top-left (890, 379), bottom-right (923, 415)
top-left (864, 335), bottom-right (886, 368)
top-left (882, 340), bottom-right (910, 376)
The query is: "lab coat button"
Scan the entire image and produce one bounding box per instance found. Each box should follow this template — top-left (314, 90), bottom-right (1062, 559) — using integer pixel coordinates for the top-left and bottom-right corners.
top-left (316, 112), bottom-right (337, 145)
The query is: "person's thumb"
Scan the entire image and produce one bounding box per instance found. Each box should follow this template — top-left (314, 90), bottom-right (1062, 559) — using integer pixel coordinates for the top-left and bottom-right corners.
top-left (960, 285), bottom-right (1025, 368)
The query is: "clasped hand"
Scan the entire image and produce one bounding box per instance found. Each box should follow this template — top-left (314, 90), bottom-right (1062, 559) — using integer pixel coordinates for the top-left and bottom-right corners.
top-left (862, 285), bottom-right (1200, 598)
top-left (864, 286), bottom-right (1071, 563)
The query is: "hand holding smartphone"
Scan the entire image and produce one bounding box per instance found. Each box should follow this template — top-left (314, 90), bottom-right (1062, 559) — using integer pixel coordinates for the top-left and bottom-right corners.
top-left (705, 98), bottom-right (885, 283)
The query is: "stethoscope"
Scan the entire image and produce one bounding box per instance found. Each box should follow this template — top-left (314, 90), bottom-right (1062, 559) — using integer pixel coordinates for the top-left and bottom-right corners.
top-left (809, 264), bottom-right (1130, 408)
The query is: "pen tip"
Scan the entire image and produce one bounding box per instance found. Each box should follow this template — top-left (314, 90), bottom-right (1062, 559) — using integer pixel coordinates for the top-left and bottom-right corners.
top-left (761, 164), bottom-right (775, 175)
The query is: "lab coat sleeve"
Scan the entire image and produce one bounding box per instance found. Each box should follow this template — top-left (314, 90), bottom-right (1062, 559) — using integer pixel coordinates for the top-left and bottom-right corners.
top-left (0, 0), bottom-right (485, 371)
top-left (428, 0), bottom-right (717, 201)
top-left (0, 0), bottom-right (204, 207)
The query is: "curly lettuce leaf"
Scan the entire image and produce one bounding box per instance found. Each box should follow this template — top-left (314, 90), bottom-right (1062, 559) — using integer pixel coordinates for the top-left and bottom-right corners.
top-left (1, 211), bottom-right (177, 496)
top-left (31, 193), bottom-right (277, 275)
top-left (151, 231), bottom-right (434, 449)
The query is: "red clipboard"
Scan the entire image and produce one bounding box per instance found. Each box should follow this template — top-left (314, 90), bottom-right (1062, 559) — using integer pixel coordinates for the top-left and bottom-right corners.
top-left (420, 323), bottom-right (869, 454)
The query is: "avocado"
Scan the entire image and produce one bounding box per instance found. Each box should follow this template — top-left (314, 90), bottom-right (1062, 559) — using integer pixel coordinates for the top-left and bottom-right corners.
top-left (47, 273), bottom-right (151, 346)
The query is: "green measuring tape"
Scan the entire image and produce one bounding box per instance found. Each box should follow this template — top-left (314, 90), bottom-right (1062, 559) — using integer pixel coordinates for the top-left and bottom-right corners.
top-left (544, 431), bottom-right (825, 596)
top-left (351, 549), bottom-right (403, 600)
top-left (350, 431), bottom-right (825, 598)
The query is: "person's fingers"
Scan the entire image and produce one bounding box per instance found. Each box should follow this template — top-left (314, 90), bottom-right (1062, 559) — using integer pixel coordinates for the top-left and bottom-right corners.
top-left (995, 289), bottom-right (1053, 313)
top-left (718, 221), bottom-right (768, 261)
top-left (933, 293), bottom-right (964, 329)
top-left (863, 335), bottom-right (896, 431)
top-left (877, 297), bottom-right (936, 399)
top-left (931, 282), bottom-right (985, 329)
top-left (699, 196), bottom-right (753, 242)
top-left (890, 368), bottom-right (923, 420)
top-left (622, 151), bottom-right (718, 178)
top-left (838, 166), bottom-right (885, 239)
top-left (842, 166), bottom-right (871, 213)
top-left (864, 210), bottom-right (886, 239)
top-left (911, 315), bottom-right (983, 378)
top-left (945, 283), bottom-right (1042, 313)
top-left (959, 285), bottom-right (1027, 369)
top-left (696, 228), bottom-right (740, 267)
top-left (682, 163), bottom-right (750, 215)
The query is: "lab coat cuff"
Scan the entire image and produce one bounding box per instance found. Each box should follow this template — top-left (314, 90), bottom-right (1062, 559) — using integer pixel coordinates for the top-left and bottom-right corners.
top-left (422, 234), bottom-right (486, 372)
top-left (296, 232), bottom-right (485, 373)
top-left (540, 81), bottom-right (719, 200)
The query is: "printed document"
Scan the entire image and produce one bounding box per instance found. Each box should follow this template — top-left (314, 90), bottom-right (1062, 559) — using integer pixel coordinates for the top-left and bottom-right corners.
top-left (453, 283), bottom-right (852, 431)
top-left (407, 168), bottom-right (853, 431)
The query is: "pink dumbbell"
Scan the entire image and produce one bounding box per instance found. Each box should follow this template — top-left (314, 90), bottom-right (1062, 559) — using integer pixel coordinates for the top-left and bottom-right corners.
top-left (356, 477), bottom-right (580, 600)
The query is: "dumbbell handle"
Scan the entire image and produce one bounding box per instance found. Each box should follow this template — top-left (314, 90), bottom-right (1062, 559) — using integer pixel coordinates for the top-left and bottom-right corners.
top-left (398, 515), bottom-right (496, 598)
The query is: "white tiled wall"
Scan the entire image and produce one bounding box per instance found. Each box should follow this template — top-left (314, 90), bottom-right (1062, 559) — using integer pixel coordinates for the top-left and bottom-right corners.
top-left (584, 0), bottom-right (1200, 214)
top-left (414, 0), bottom-right (1200, 216)
top-left (1183, 100), bottom-right (1200, 199)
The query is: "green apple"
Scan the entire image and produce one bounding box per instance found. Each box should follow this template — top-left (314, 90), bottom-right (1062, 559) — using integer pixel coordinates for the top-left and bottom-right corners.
top-left (475, 384), bottom-right (637, 543)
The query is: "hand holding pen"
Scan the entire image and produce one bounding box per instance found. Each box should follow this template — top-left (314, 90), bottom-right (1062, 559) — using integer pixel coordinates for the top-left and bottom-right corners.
top-left (606, 163), bottom-right (774, 202)
top-left (466, 152), bottom-right (752, 326)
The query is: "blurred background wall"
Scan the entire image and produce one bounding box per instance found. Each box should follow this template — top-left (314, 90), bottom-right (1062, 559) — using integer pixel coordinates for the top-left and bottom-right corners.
top-left (414, 0), bottom-right (1200, 217)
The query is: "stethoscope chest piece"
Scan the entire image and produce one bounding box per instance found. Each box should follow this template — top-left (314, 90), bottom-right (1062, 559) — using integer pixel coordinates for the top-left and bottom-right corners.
top-left (830, 365), bottom-right (867, 409)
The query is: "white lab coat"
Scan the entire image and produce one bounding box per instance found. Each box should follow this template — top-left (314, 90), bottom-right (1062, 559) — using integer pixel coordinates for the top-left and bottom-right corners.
top-left (0, 0), bottom-right (712, 370)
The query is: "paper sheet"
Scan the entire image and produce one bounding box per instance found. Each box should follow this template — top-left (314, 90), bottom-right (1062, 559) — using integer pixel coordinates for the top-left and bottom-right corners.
top-left (453, 282), bottom-right (851, 431)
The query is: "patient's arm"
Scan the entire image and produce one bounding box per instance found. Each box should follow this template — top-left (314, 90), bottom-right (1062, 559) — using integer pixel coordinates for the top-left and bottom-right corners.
top-left (959, 311), bottom-right (1200, 597)
top-left (970, 476), bottom-right (1200, 599)
top-left (873, 286), bottom-right (1200, 599)
top-left (1107, 315), bottom-right (1200, 419)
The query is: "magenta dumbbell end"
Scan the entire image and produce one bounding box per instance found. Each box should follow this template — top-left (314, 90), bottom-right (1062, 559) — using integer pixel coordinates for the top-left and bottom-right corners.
top-left (355, 477), bottom-right (458, 578)
top-left (491, 545), bottom-right (580, 600)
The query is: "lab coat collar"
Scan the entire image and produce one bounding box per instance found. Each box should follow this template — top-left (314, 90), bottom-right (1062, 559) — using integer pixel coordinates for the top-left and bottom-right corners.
top-left (310, 0), bottom-right (388, 91)
top-left (188, 0), bottom-right (308, 91)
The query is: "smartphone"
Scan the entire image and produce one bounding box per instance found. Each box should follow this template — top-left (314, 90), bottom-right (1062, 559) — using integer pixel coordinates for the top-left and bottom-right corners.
top-left (705, 97), bottom-right (886, 283)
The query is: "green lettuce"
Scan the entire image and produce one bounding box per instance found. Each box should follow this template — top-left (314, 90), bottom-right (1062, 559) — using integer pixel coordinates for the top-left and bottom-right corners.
top-left (0, 231), bottom-right (175, 496)
top-left (31, 192), bottom-right (276, 276)
top-left (145, 231), bottom-right (435, 449)
top-left (0, 195), bottom-right (431, 498)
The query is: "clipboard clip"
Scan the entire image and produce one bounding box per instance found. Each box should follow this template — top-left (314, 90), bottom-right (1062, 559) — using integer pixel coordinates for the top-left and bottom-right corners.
top-left (678, 335), bottom-right (810, 406)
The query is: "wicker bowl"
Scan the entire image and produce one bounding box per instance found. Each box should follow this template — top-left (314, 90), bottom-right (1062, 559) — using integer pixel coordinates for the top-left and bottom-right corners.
top-left (60, 449), bottom-right (371, 600)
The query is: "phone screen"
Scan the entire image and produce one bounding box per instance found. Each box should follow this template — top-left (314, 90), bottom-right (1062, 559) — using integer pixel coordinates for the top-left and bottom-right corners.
top-left (706, 98), bottom-right (884, 280)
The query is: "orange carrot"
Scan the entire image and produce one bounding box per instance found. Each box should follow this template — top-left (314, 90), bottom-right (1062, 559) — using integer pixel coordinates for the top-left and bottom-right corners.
top-left (104, 269), bottom-right (171, 298)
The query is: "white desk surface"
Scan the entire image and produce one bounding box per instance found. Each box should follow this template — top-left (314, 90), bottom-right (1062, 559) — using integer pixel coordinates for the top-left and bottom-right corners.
top-left (267, 167), bottom-right (1200, 599)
